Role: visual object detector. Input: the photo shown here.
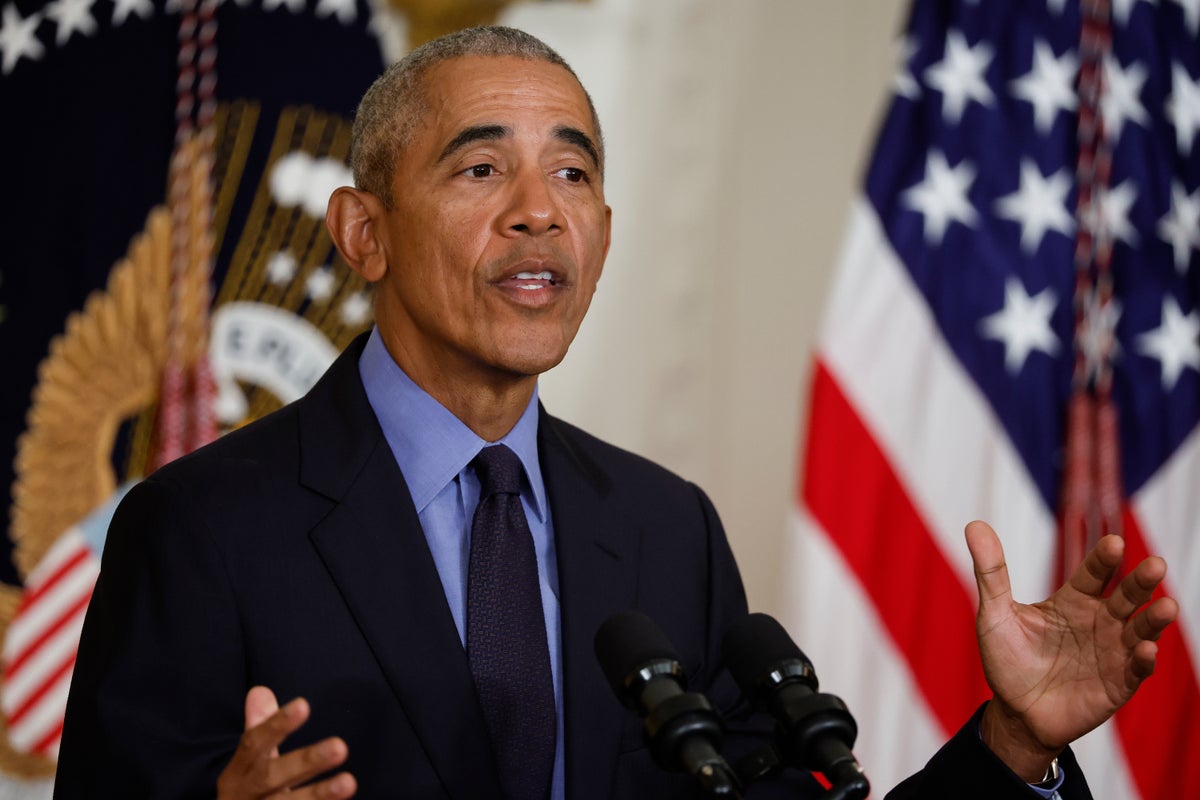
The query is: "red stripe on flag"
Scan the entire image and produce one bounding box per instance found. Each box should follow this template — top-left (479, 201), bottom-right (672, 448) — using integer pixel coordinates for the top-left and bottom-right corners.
top-left (3, 585), bottom-right (94, 680)
top-left (14, 545), bottom-right (90, 614)
top-left (1112, 507), bottom-right (1200, 798)
top-left (30, 716), bottom-right (65, 759)
top-left (801, 361), bottom-right (991, 734)
top-left (5, 651), bottom-right (76, 728)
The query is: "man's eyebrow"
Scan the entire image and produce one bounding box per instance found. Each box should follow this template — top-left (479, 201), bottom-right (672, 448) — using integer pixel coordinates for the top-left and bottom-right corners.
top-left (436, 124), bottom-right (511, 164)
top-left (554, 125), bottom-right (601, 169)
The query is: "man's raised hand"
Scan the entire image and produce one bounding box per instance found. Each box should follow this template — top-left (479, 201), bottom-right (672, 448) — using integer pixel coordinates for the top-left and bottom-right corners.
top-left (216, 686), bottom-right (357, 799)
top-left (966, 520), bottom-right (1179, 782)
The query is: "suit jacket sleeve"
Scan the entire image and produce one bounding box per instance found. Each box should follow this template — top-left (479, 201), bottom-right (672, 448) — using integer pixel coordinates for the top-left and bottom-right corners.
top-left (55, 476), bottom-right (246, 798)
top-left (884, 704), bottom-right (1093, 800)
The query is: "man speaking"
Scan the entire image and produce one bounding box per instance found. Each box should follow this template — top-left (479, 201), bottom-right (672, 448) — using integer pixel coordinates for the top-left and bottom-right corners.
top-left (55, 25), bottom-right (1178, 800)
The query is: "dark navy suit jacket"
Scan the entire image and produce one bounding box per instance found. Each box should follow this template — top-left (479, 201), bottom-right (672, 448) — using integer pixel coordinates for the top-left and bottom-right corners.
top-left (55, 335), bottom-right (1091, 799)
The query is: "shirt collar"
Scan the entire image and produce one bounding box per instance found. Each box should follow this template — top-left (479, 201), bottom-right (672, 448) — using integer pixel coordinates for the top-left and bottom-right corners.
top-left (358, 327), bottom-right (548, 522)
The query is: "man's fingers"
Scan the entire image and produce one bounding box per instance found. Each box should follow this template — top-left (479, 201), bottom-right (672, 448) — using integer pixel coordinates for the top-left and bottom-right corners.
top-left (287, 771), bottom-right (357, 800)
top-left (1068, 534), bottom-right (1123, 598)
top-left (1121, 596), bottom-right (1180, 651)
top-left (1126, 640), bottom-right (1160, 688)
top-left (244, 686), bottom-right (284, 760)
top-left (965, 520), bottom-right (1012, 614)
top-left (218, 692), bottom-right (356, 800)
top-left (230, 697), bottom-right (311, 772)
top-left (244, 686), bottom-right (280, 732)
top-left (1106, 556), bottom-right (1168, 621)
top-left (255, 737), bottom-right (351, 796)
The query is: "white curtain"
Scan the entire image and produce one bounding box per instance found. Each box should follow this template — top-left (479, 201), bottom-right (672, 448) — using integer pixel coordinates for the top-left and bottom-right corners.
top-left (503, 0), bottom-right (906, 613)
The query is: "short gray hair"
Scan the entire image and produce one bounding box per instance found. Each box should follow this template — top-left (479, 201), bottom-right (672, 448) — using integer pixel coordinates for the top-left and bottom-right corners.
top-left (350, 26), bottom-right (604, 208)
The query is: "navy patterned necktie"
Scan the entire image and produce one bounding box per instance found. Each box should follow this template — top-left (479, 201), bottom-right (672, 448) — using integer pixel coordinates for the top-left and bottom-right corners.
top-left (466, 445), bottom-right (556, 800)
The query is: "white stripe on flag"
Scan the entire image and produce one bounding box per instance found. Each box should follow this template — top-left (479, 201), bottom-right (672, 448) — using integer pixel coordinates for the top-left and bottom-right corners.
top-left (1129, 423), bottom-right (1200, 666)
top-left (2, 531), bottom-right (98, 664)
top-left (817, 199), bottom-right (1056, 602)
top-left (1070, 718), bottom-right (1141, 800)
top-left (2, 610), bottom-right (86, 716)
top-left (783, 506), bottom-right (945, 795)
top-left (23, 528), bottom-right (89, 586)
top-left (5, 659), bottom-right (74, 754)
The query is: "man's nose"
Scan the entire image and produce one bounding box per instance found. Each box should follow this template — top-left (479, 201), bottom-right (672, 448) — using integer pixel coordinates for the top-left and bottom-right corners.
top-left (500, 167), bottom-right (565, 236)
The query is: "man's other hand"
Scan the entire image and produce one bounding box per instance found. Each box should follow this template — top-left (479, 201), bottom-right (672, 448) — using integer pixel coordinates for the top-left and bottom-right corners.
top-left (216, 686), bottom-right (358, 799)
top-left (966, 520), bottom-right (1179, 782)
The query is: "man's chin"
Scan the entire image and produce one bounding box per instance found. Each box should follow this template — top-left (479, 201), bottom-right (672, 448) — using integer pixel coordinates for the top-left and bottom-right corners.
top-left (485, 343), bottom-right (571, 380)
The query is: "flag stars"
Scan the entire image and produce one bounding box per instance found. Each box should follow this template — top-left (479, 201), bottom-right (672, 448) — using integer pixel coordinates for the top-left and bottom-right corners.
top-left (262, 0), bottom-right (307, 12)
top-left (1168, 0), bottom-right (1200, 33)
top-left (1094, 181), bottom-right (1137, 247)
top-left (1010, 41), bottom-right (1077, 135)
top-left (901, 150), bottom-right (979, 245)
top-left (1158, 181), bottom-right (1200, 275)
top-left (1137, 296), bottom-right (1200, 390)
top-left (315, 0), bottom-right (356, 24)
top-left (1080, 293), bottom-right (1122, 383)
top-left (1102, 54), bottom-right (1150, 144)
top-left (979, 277), bottom-right (1060, 374)
top-left (924, 30), bottom-right (995, 124)
top-left (339, 292), bottom-right (372, 326)
top-left (306, 267), bottom-right (336, 303)
top-left (995, 159), bottom-right (1074, 255)
top-left (0, 3), bottom-right (45, 75)
top-left (45, 0), bottom-right (97, 45)
top-left (266, 251), bottom-right (299, 285)
top-left (1112, 0), bottom-right (1158, 26)
top-left (1166, 63), bottom-right (1200, 156)
top-left (893, 36), bottom-right (920, 101)
top-left (1085, 179), bottom-right (1140, 249)
top-left (110, 0), bottom-right (153, 25)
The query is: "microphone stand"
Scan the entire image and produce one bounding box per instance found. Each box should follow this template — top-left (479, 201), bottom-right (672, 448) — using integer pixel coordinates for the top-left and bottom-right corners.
top-left (641, 685), bottom-right (743, 798)
top-left (771, 688), bottom-right (870, 800)
top-left (731, 735), bottom-right (868, 800)
top-left (720, 613), bottom-right (871, 800)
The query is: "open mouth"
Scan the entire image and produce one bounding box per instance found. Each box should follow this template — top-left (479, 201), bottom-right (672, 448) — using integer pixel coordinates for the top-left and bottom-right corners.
top-left (511, 270), bottom-right (557, 290)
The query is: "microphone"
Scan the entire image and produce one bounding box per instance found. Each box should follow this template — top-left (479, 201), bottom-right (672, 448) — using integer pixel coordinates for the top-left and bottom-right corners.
top-left (721, 613), bottom-right (869, 800)
top-left (594, 611), bottom-right (742, 798)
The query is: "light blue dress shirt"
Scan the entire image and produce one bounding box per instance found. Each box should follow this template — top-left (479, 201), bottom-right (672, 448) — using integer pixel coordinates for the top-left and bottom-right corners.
top-left (358, 328), bottom-right (565, 800)
top-left (358, 330), bottom-right (1057, 798)
top-left (1030, 766), bottom-right (1064, 799)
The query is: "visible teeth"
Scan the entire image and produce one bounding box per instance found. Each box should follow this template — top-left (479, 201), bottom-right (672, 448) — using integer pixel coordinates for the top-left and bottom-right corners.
top-left (514, 271), bottom-right (553, 280)
top-left (518, 285), bottom-right (540, 291)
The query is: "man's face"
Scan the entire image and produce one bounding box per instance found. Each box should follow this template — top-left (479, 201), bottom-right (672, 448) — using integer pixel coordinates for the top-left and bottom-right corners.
top-left (372, 55), bottom-right (611, 386)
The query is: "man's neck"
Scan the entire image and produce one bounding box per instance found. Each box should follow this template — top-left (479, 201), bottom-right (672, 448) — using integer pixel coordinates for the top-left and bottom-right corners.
top-left (378, 333), bottom-right (537, 442)
top-left (430, 380), bottom-right (537, 442)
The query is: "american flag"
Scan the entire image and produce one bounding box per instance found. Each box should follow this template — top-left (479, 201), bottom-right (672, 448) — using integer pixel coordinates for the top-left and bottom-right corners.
top-left (783, 1), bottom-right (1199, 798)
top-left (1, 530), bottom-right (100, 759)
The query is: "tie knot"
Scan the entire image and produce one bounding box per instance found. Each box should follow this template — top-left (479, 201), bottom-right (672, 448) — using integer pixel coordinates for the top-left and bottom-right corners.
top-left (473, 444), bottom-right (523, 497)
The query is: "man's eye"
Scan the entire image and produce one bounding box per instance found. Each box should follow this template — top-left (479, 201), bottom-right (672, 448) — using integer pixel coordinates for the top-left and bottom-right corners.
top-left (556, 167), bottom-right (586, 183)
top-left (465, 164), bottom-right (495, 178)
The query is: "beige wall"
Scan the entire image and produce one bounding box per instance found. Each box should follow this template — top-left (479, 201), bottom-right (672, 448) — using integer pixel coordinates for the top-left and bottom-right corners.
top-left (507, 0), bottom-right (907, 613)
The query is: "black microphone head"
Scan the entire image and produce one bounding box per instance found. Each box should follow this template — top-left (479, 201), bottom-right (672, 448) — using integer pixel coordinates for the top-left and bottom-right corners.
top-left (721, 613), bottom-right (817, 702)
top-left (594, 610), bottom-right (683, 706)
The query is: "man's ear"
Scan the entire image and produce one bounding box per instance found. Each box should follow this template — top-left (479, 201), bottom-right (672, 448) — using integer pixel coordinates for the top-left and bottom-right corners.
top-left (602, 204), bottom-right (613, 264)
top-left (326, 186), bottom-right (389, 282)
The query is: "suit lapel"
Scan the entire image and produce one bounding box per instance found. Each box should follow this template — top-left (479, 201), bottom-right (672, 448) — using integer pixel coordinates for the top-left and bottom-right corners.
top-left (539, 414), bottom-right (640, 800)
top-left (298, 340), bottom-right (502, 800)
top-left (295, 343), bottom-right (644, 800)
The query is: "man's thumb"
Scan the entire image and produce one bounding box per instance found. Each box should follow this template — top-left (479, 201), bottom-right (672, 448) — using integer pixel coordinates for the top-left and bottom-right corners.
top-left (244, 685), bottom-right (280, 732)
